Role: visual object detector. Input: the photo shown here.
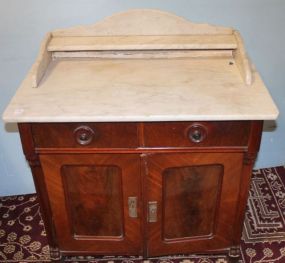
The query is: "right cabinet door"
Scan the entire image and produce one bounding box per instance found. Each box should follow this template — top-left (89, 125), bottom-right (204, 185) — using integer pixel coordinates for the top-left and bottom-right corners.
top-left (146, 152), bottom-right (244, 256)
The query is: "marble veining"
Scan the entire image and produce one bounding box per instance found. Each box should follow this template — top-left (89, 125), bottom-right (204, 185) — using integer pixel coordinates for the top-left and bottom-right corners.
top-left (3, 57), bottom-right (278, 122)
top-left (2, 9), bottom-right (278, 122)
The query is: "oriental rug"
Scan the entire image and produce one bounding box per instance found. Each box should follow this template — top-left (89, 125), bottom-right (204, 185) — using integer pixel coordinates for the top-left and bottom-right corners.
top-left (0, 166), bottom-right (285, 263)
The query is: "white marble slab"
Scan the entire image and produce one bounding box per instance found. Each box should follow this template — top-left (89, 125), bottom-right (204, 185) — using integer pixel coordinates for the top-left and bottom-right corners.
top-left (52, 9), bottom-right (233, 37)
top-left (3, 57), bottom-right (278, 122)
top-left (2, 10), bottom-right (279, 122)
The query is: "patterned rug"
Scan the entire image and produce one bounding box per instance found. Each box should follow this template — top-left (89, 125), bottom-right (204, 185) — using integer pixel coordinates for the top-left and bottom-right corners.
top-left (0, 166), bottom-right (285, 263)
top-left (241, 167), bottom-right (285, 263)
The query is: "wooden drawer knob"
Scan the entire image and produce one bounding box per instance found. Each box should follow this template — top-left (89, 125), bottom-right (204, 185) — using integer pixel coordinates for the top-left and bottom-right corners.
top-left (74, 126), bottom-right (95, 145)
top-left (188, 124), bottom-right (207, 143)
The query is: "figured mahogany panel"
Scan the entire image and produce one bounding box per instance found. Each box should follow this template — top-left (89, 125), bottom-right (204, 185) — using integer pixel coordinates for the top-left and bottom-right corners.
top-left (146, 152), bottom-right (244, 256)
top-left (32, 123), bottom-right (138, 148)
top-left (62, 165), bottom-right (123, 237)
top-left (163, 164), bottom-right (222, 239)
top-left (39, 154), bottom-right (142, 254)
top-left (143, 121), bottom-right (250, 147)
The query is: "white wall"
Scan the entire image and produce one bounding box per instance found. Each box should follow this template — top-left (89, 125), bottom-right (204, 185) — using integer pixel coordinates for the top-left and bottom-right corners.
top-left (1, 0), bottom-right (284, 196)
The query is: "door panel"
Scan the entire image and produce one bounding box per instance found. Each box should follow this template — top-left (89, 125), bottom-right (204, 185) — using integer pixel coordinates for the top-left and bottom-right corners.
top-left (40, 154), bottom-right (142, 254)
top-left (146, 153), bottom-right (243, 256)
top-left (163, 164), bottom-right (223, 239)
top-left (62, 165), bottom-right (123, 238)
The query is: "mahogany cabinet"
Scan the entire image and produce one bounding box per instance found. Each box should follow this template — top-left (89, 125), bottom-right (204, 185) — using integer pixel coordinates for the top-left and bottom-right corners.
top-left (3, 8), bottom-right (278, 263)
top-left (18, 120), bottom-right (263, 262)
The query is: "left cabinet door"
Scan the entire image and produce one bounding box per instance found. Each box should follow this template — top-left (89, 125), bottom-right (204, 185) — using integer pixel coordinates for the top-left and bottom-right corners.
top-left (40, 154), bottom-right (142, 255)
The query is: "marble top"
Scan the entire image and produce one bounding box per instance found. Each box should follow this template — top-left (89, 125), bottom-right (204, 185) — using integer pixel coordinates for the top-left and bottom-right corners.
top-left (2, 9), bottom-right (278, 122)
top-left (3, 57), bottom-right (278, 122)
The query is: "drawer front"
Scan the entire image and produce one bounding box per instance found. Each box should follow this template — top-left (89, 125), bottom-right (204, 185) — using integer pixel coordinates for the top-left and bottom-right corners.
top-left (32, 123), bottom-right (138, 148)
top-left (143, 121), bottom-right (251, 147)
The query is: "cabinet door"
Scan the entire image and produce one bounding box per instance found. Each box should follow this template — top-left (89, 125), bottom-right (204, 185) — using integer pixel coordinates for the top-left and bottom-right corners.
top-left (40, 154), bottom-right (142, 254)
top-left (146, 152), bottom-right (244, 256)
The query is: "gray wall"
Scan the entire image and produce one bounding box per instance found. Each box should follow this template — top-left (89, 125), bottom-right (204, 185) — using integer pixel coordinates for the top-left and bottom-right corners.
top-left (0, 0), bottom-right (284, 196)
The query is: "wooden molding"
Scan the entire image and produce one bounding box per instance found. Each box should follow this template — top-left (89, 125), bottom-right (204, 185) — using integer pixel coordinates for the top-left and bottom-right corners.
top-left (243, 152), bottom-right (257, 165)
top-left (49, 246), bottom-right (61, 261)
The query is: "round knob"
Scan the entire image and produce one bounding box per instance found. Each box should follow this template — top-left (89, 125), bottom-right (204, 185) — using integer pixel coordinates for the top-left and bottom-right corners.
top-left (74, 126), bottom-right (95, 145)
top-left (188, 124), bottom-right (207, 143)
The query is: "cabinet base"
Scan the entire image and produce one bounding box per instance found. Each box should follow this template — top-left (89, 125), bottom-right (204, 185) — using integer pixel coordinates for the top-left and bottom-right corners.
top-left (228, 246), bottom-right (241, 263)
top-left (50, 246), bottom-right (62, 262)
top-left (52, 249), bottom-right (240, 263)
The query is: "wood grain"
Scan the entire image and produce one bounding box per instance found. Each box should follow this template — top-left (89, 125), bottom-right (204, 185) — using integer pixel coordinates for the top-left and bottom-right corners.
top-left (32, 123), bottom-right (139, 148)
top-left (232, 121), bottom-right (263, 244)
top-left (143, 121), bottom-right (251, 147)
top-left (163, 164), bottom-right (223, 239)
top-left (18, 120), bottom-right (263, 258)
top-left (62, 165), bottom-right (123, 237)
top-left (146, 152), bottom-right (244, 256)
top-left (40, 153), bottom-right (142, 254)
top-left (17, 123), bottom-right (58, 250)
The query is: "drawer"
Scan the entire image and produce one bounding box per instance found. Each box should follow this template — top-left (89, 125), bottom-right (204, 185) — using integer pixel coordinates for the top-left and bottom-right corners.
top-left (32, 123), bottom-right (138, 148)
top-left (143, 121), bottom-right (251, 147)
